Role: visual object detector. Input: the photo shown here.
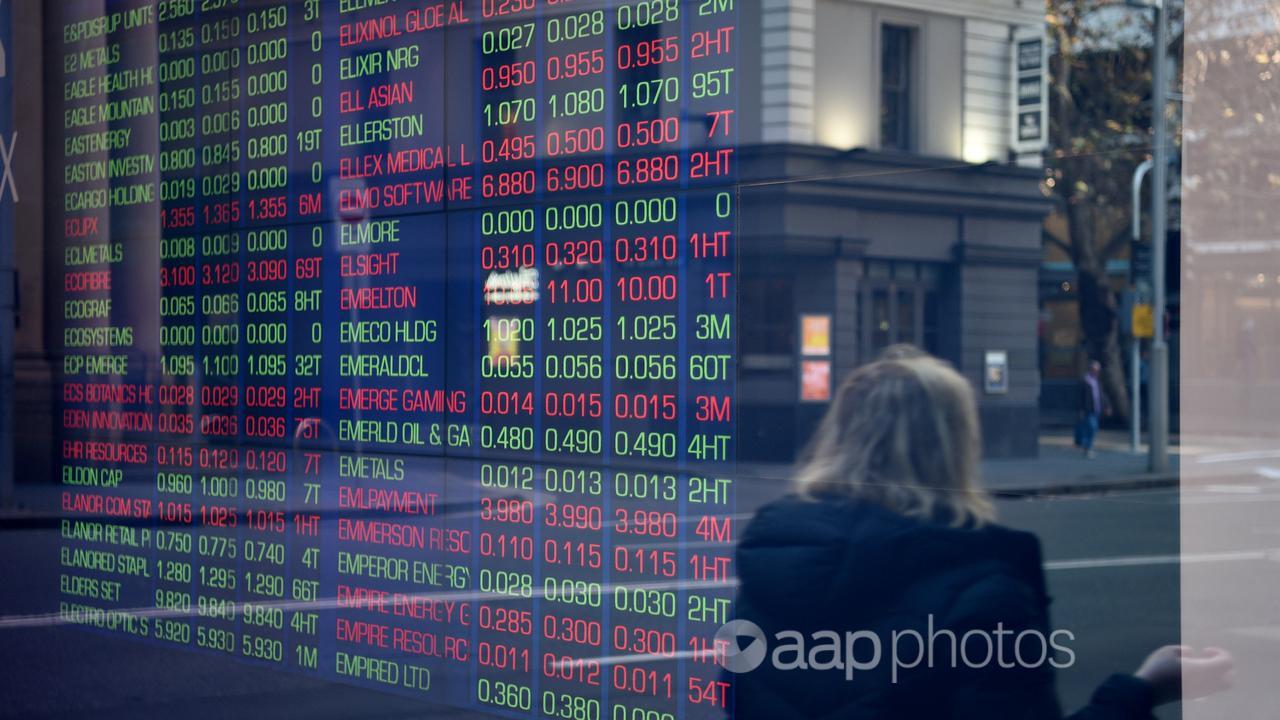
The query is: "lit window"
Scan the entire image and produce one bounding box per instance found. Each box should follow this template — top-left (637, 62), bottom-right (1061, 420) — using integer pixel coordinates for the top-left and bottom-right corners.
top-left (880, 24), bottom-right (914, 151)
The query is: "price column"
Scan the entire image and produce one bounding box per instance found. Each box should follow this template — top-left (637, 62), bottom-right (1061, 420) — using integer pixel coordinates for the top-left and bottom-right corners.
top-left (155, 1), bottom-right (200, 650)
top-left (157, 0), bottom-right (200, 449)
top-left (191, 447), bottom-right (242, 664)
top-left (540, 4), bottom-right (611, 462)
top-left (239, 448), bottom-right (289, 667)
top-left (472, 459), bottom-right (537, 715)
top-left (610, 0), bottom-right (685, 468)
top-left (475, 3), bottom-right (542, 462)
top-left (608, 468), bottom-right (680, 717)
top-left (239, 2), bottom-right (293, 448)
top-left (195, 4), bottom-right (245, 448)
top-left (155, 0), bottom-right (200, 637)
top-left (538, 463), bottom-right (608, 719)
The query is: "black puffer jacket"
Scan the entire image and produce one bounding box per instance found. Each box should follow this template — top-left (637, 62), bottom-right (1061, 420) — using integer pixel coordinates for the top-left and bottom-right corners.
top-left (729, 495), bottom-right (1155, 720)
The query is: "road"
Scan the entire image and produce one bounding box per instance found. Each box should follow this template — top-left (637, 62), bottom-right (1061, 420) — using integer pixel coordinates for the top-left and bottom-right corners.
top-left (1000, 489), bottom-right (1180, 718)
top-left (4, 475), bottom-right (1275, 720)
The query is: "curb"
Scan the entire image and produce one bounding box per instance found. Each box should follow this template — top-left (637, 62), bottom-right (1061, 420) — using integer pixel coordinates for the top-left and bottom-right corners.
top-left (988, 473), bottom-right (1180, 498)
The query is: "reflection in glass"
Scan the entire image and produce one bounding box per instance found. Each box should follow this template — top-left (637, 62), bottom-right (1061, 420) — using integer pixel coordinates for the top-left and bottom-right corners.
top-left (55, 451), bottom-right (737, 717)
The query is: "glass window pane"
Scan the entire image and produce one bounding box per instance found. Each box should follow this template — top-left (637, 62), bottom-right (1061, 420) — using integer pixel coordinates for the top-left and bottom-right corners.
top-left (897, 288), bottom-right (916, 344)
top-left (880, 25), bottom-right (912, 150)
top-left (872, 288), bottom-right (892, 354)
top-left (893, 262), bottom-right (918, 281)
top-left (924, 289), bottom-right (941, 356)
top-left (2, 0), bottom-right (1213, 714)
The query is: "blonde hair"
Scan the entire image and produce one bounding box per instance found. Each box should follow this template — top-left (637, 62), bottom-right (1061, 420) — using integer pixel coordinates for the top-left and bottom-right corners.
top-left (794, 356), bottom-right (995, 527)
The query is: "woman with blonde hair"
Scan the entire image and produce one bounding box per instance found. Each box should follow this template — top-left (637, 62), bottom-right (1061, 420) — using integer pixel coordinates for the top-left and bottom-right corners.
top-left (729, 354), bottom-right (1231, 719)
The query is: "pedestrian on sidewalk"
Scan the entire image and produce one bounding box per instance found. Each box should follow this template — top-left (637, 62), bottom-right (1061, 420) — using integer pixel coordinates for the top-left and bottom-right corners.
top-left (1076, 360), bottom-right (1110, 459)
top-left (729, 356), bottom-right (1232, 719)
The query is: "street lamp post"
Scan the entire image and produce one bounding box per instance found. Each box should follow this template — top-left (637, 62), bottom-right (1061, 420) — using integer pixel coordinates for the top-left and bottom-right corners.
top-left (1147, 0), bottom-right (1170, 473)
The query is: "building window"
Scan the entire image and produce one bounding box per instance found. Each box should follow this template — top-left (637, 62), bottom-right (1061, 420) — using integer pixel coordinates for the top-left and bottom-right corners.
top-left (880, 24), bottom-right (914, 151)
top-left (741, 275), bottom-right (794, 357)
top-left (859, 261), bottom-right (943, 363)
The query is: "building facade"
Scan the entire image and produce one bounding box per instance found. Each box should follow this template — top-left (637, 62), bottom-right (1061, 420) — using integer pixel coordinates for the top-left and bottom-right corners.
top-left (7, 0), bottom-right (1052, 470)
top-left (734, 0), bottom-right (1052, 459)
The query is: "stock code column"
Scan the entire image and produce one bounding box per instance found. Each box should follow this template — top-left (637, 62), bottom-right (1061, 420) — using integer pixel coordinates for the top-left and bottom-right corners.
top-left (326, 0), bottom-right (476, 703)
top-left (57, 0), bottom-right (162, 642)
top-left (329, 0), bottom-right (455, 454)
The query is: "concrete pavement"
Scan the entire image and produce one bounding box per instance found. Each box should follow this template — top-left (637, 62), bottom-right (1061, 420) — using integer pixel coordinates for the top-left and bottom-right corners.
top-left (735, 428), bottom-right (1182, 497)
top-left (982, 429), bottom-right (1181, 496)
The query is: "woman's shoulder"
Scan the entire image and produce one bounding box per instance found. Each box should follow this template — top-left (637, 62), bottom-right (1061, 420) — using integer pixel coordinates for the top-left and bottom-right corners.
top-left (748, 493), bottom-right (1041, 548)
top-left (742, 494), bottom-right (1047, 594)
top-left (939, 523), bottom-right (1051, 629)
top-left (739, 493), bottom-right (900, 548)
top-left (735, 494), bottom-right (1050, 638)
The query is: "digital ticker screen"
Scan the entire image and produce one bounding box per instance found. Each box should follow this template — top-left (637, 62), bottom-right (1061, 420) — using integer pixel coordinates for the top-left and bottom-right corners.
top-left (52, 0), bottom-right (739, 716)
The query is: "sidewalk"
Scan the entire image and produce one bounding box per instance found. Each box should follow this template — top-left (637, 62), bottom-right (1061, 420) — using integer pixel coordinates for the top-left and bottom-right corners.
top-left (980, 429), bottom-right (1179, 496)
top-left (737, 429), bottom-right (1181, 498)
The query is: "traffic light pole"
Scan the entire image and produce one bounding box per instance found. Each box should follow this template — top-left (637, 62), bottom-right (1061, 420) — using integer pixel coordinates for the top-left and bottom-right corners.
top-left (1132, 159), bottom-right (1153, 454)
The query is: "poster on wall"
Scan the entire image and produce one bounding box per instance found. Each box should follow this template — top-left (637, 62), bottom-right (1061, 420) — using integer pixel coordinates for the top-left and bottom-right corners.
top-left (801, 359), bottom-right (832, 402)
top-left (800, 314), bottom-right (832, 356)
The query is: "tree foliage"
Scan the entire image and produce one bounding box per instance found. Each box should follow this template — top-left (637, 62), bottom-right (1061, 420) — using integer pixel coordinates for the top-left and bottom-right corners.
top-left (1045, 0), bottom-right (1182, 420)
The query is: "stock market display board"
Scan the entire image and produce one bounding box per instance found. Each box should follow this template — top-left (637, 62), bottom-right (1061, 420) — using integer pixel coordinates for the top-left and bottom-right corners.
top-left (53, 0), bottom-right (739, 716)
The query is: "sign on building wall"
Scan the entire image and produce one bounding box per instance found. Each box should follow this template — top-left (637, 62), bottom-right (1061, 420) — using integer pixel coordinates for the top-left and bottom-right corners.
top-left (1011, 27), bottom-right (1048, 155)
top-left (984, 350), bottom-right (1010, 394)
top-left (1132, 304), bottom-right (1154, 339)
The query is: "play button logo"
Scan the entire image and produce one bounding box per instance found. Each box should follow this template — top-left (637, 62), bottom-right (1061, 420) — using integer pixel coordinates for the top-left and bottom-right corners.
top-left (716, 620), bottom-right (768, 673)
